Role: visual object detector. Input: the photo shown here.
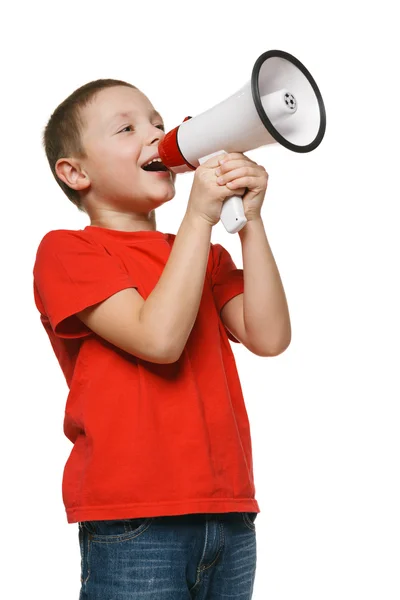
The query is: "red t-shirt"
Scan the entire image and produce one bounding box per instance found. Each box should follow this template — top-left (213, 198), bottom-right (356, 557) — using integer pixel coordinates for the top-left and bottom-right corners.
top-left (33, 225), bottom-right (260, 524)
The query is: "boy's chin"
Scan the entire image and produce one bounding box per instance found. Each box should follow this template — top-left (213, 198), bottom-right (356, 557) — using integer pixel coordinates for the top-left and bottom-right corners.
top-left (145, 186), bottom-right (175, 206)
top-left (147, 178), bottom-right (175, 195)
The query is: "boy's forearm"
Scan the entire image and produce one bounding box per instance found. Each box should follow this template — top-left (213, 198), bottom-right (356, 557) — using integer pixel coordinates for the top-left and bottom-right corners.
top-left (238, 217), bottom-right (291, 354)
top-left (139, 211), bottom-right (213, 361)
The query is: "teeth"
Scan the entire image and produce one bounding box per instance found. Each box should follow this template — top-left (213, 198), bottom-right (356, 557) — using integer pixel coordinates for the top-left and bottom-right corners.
top-left (143, 157), bottom-right (163, 168)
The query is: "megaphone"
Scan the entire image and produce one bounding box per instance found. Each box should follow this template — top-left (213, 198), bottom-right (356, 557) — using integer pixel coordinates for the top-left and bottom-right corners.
top-left (159, 49), bottom-right (326, 234)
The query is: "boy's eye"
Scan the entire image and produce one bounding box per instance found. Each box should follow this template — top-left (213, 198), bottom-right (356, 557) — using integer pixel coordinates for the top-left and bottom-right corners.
top-left (118, 124), bottom-right (164, 133)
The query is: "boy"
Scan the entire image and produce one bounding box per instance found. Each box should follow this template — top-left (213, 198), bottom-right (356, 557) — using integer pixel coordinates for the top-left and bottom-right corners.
top-left (33, 79), bottom-right (291, 599)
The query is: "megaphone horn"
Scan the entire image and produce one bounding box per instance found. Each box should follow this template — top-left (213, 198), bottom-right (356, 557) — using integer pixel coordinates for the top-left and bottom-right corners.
top-left (159, 49), bottom-right (326, 234)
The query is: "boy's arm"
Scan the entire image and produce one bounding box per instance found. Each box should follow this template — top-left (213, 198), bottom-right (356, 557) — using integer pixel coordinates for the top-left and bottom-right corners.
top-left (77, 212), bottom-right (213, 364)
top-left (139, 212), bottom-right (213, 362)
top-left (237, 217), bottom-right (291, 355)
top-left (76, 287), bottom-right (172, 364)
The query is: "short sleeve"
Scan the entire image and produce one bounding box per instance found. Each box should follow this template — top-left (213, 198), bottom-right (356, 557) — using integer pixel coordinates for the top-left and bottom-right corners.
top-left (33, 230), bottom-right (137, 339)
top-left (210, 243), bottom-right (244, 343)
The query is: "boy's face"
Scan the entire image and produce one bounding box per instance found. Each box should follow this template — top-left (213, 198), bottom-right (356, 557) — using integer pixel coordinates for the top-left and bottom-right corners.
top-left (76, 86), bottom-right (176, 212)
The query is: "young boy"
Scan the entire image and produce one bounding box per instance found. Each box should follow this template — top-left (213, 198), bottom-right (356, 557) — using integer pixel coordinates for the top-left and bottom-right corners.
top-left (33, 79), bottom-right (291, 599)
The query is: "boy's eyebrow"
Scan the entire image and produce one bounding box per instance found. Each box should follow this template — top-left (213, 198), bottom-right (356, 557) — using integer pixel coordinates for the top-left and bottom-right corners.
top-left (109, 109), bottom-right (163, 124)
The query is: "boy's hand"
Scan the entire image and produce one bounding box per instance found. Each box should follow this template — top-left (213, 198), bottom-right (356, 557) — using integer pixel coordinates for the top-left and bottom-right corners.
top-left (186, 154), bottom-right (248, 226)
top-left (215, 152), bottom-right (269, 222)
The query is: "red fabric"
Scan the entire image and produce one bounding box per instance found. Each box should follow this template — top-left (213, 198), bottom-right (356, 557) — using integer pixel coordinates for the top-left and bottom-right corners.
top-left (33, 226), bottom-right (259, 524)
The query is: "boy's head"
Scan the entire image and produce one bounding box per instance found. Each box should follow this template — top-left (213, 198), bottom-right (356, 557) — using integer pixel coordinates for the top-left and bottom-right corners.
top-left (43, 79), bottom-right (176, 223)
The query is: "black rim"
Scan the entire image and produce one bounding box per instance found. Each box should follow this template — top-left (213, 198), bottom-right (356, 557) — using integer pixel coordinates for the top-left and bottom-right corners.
top-left (251, 49), bottom-right (326, 153)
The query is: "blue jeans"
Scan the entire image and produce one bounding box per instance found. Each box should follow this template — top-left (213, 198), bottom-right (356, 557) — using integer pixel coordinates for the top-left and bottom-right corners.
top-left (78, 512), bottom-right (257, 599)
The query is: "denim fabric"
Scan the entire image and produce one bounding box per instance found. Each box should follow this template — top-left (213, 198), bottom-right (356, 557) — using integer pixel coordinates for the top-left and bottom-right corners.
top-left (78, 511), bottom-right (257, 599)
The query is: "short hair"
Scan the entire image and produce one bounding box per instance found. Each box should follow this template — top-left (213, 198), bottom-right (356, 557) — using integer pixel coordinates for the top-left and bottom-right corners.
top-left (43, 79), bottom-right (138, 212)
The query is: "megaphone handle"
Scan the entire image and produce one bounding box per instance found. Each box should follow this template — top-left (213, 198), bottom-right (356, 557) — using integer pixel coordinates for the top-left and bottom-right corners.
top-left (220, 194), bottom-right (248, 234)
top-left (198, 150), bottom-right (248, 234)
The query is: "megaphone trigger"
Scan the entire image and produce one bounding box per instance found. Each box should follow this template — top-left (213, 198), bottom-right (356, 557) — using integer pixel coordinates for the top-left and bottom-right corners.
top-left (198, 150), bottom-right (228, 165)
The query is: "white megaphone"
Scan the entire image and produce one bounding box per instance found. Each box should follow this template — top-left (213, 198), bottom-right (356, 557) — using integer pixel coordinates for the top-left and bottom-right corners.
top-left (159, 49), bottom-right (326, 234)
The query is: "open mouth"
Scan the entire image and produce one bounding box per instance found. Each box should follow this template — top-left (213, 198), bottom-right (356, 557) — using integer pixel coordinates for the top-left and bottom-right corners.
top-left (141, 160), bottom-right (169, 173)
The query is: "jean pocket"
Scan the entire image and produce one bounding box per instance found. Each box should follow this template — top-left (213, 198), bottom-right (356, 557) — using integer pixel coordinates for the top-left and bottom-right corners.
top-left (81, 517), bottom-right (153, 542)
top-left (241, 512), bottom-right (257, 531)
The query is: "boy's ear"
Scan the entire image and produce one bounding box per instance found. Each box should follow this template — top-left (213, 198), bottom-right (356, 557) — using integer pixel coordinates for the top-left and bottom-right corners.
top-left (55, 157), bottom-right (90, 191)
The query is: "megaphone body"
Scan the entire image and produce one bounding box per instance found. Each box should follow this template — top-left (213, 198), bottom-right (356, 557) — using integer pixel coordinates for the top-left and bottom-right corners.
top-left (159, 49), bottom-right (326, 234)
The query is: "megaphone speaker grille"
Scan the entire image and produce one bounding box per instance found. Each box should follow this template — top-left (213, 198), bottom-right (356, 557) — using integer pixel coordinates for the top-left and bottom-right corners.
top-left (251, 49), bottom-right (326, 153)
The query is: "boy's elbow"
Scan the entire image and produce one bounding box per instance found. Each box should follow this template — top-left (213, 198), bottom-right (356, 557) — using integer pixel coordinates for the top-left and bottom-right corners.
top-left (158, 339), bottom-right (182, 364)
top-left (267, 335), bottom-right (291, 356)
top-left (164, 346), bottom-right (182, 364)
top-left (163, 351), bottom-right (179, 364)
top-left (163, 338), bottom-right (187, 363)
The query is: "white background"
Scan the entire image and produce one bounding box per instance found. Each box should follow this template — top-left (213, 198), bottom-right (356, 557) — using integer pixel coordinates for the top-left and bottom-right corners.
top-left (1, 1), bottom-right (399, 598)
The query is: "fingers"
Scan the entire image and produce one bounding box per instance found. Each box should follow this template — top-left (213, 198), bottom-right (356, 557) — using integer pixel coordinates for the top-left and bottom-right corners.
top-left (202, 153), bottom-right (229, 168)
top-left (197, 152), bottom-right (265, 200)
top-left (217, 153), bottom-right (257, 167)
top-left (216, 165), bottom-right (257, 184)
top-left (218, 152), bottom-right (254, 163)
top-left (227, 186), bottom-right (247, 196)
top-left (202, 151), bottom-right (252, 169)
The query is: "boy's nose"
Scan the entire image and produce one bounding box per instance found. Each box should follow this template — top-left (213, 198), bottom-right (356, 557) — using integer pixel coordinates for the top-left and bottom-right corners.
top-left (149, 130), bottom-right (163, 146)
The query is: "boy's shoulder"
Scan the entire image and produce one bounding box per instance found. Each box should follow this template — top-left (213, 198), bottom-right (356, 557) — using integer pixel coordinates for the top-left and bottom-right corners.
top-left (39, 227), bottom-right (88, 240)
top-left (36, 227), bottom-right (102, 251)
